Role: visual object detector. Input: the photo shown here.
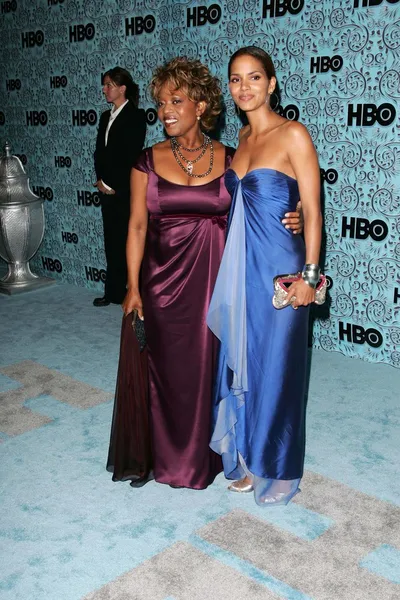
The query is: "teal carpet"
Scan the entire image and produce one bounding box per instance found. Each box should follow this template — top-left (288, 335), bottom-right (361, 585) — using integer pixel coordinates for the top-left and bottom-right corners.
top-left (0, 284), bottom-right (399, 600)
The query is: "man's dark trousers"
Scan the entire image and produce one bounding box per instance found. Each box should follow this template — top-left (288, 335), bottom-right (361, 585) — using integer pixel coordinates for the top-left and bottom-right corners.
top-left (101, 194), bottom-right (130, 304)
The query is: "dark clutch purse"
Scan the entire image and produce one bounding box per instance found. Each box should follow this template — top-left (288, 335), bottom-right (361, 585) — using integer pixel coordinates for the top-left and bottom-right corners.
top-left (272, 272), bottom-right (327, 309)
top-left (132, 309), bottom-right (146, 352)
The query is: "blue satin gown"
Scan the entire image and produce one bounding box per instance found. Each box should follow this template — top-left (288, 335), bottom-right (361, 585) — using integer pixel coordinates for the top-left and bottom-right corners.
top-left (207, 168), bottom-right (310, 506)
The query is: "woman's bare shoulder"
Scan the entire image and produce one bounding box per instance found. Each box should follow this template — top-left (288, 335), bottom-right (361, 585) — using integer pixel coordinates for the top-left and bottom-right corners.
top-left (211, 139), bottom-right (227, 155)
top-left (283, 121), bottom-right (317, 161)
top-left (284, 120), bottom-right (312, 142)
top-left (152, 140), bottom-right (169, 150)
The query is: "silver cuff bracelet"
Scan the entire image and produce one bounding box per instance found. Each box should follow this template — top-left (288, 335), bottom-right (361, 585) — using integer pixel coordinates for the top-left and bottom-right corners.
top-left (302, 264), bottom-right (321, 288)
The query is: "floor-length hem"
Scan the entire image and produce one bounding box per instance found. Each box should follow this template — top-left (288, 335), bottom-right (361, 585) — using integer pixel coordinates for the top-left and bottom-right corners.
top-left (155, 470), bottom-right (221, 491)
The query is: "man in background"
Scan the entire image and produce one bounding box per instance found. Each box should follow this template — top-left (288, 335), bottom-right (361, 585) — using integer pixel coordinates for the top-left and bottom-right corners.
top-left (93, 66), bottom-right (146, 306)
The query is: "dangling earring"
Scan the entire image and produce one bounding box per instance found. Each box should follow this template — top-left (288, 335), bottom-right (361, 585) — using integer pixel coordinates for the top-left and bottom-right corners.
top-left (266, 89), bottom-right (275, 110)
top-left (197, 115), bottom-right (201, 121)
top-left (269, 91), bottom-right (279, 110)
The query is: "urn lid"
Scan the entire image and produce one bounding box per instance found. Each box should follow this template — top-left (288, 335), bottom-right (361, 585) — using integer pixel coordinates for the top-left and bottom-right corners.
top-left (0, 141), bottom-right (41, 207)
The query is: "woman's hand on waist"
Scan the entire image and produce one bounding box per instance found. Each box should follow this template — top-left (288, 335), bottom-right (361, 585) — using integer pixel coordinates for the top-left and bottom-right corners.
top-left (281, 201), bottom-right (303, 235)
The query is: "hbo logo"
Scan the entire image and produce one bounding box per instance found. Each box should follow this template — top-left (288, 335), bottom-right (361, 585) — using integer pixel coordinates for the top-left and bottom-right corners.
top-left (77, 191), bottom-right (101, 207)
top-left (341, 216), bottom-right (388, 242)
top-left (50, 75), bottom-right (67, 89)
top-left (310, 55), bottom-right (343, 74)
top-left (354, 0), bottom-right (399, 7)
top-left (41, 257), bottom-right (62, 273)
top-left (275, 104), bottom-right (299, 121)
top-left (1, 1), bottom-right (17, 13)
top-left (263, 0), bottom-right (304, 18)
top-left (32, 186), bottom-right (53, 201)
top-left (320, 168), bottom-right (338, 184)
top-left (85, 267), bottom-right (106, 283)
top-left (125, 15), bottom-right (156, 36)
top-left (72, 109), bottom-right (97, 126)
top-left (339, 322), bottom-right (383, 348)
top-left (26, 111), bottom-right (47, 126)
top-left (55, 156), bottom-right (71, 168)
top-left (6, 79), bottom-right (21, 91)
top-left (347, 103), bottom-right (396, 127)
top-left (187, 4), bottom-right (222, 27)
top-left (61, 231), bottom-right (78, 244)
top-left (21, 30), bottom-right (44, 48)
top-left (69, 23), bottom-right (95, 43)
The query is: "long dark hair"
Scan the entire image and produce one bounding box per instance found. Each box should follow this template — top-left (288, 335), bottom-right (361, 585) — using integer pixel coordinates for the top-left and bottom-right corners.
top-left (228, 46), bottom-right (280, 107)
top-left (103, 66), bottom-right (139, 108)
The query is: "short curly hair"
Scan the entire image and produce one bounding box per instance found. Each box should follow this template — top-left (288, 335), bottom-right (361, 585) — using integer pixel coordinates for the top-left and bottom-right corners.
top-left (150, 56), bottom-right (222, 131)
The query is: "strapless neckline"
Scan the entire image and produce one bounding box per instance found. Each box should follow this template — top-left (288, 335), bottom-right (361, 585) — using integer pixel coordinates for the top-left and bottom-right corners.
top-left (227, 167), bottom-right (297, 183)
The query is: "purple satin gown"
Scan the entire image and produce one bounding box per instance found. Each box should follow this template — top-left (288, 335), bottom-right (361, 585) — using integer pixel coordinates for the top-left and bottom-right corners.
top-left (134, 147), bottom-right (235, 489)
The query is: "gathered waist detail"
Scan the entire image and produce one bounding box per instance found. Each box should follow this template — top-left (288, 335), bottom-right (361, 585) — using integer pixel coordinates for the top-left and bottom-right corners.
top-left (150, 213), bottom-right (227, 229)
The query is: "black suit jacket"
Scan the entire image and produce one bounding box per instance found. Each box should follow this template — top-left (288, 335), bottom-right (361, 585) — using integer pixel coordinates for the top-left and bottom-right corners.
top-left (94, 102), bottom-right (146, 198)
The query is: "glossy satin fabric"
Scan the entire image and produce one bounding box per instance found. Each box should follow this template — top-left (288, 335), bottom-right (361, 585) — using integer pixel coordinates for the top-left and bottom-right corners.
top-left (134, 147), bottom-right (234, 489)
top-left (207, 168), bottom-right (309, 505)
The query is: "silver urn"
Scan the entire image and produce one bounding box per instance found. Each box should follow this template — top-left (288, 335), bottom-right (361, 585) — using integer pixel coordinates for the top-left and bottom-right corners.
top-left (0, 141), bottom-right (54, 294)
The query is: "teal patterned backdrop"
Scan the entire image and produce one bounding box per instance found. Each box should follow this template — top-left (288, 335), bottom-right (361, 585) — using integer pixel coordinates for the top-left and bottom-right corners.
top-left (0, 0), bottom-right (399, 367)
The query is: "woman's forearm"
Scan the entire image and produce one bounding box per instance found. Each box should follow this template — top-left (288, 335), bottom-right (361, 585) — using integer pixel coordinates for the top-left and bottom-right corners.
top-left (303, 211), bottom-right (322, 266)
top-left (126, 224), bottom-right (147, 290)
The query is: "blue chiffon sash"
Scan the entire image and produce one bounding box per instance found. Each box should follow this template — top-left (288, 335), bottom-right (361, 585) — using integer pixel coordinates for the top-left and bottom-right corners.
top-left (207, 182), bottom-right (247, 474)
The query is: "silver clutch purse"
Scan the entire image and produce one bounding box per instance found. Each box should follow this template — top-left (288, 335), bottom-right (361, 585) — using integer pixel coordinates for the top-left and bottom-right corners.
top-left (272, 272), bottom-right (327, 309)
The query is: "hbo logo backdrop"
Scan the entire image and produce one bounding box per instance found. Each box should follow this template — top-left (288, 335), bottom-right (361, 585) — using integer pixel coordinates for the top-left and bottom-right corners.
top-left (0, 0), bottom-right (399, 368)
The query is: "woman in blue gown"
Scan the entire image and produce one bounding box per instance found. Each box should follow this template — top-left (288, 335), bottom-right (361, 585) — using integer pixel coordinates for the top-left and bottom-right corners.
top-left (207, 46), bottom-right (323, 506)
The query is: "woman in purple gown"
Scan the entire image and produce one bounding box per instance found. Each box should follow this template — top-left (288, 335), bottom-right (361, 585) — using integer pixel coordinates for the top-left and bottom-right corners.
top-left (120, 57), bottom-right (302, 490)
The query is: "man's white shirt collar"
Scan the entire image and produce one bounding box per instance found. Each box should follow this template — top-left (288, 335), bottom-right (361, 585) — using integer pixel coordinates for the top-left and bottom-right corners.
top-left (109, 99), bottom-right (129, 122)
